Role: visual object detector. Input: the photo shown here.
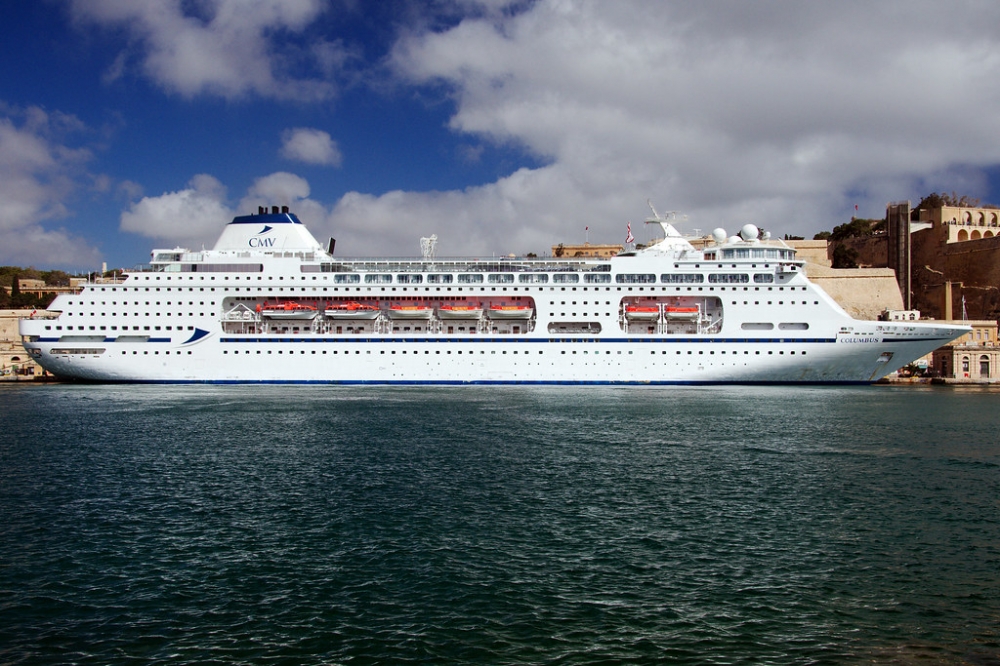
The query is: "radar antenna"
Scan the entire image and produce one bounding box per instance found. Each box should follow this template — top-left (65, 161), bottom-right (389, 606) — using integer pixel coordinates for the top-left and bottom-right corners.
top-left (420, 234), bottom-right (438, 261)
top-left (645, 200), bottom-right (687, 238)
top-left (645, 199), bottom-right (687, 226)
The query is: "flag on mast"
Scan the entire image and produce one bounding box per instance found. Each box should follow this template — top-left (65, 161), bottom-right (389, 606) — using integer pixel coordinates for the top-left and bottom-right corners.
top-left (626, 222), bottom-right (634, 244)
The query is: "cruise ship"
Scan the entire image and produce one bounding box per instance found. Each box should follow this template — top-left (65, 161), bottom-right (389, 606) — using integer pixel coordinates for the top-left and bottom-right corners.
top-left (19, 205), bottom-right (969, 383)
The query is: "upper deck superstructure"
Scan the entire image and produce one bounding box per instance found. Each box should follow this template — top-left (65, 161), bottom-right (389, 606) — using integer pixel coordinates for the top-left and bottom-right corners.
top-left (19, 205), bottom-right (969, 383)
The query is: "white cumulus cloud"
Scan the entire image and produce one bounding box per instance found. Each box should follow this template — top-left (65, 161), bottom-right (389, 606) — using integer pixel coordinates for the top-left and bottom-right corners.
top-left (120, 174), bottom-right (233, 247)
top-left (280, 128), bottom-right (342, 166)
top-left (69, 0), bottom-right (340, 100)
top-left (0, 105), bottom-right (101, 267)
top-left (368, 0), bottom-right (1000, 242)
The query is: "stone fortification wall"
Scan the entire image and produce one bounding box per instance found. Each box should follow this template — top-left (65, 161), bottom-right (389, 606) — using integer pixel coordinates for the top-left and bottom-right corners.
top-left (804, 265), bottom-right (904, 320)
top-left (910, 226), bottom-right (1000, 320)
top-left (786, 241), bottom-right (830, 267)
top-left (837, 235), bottom-right (889, 268)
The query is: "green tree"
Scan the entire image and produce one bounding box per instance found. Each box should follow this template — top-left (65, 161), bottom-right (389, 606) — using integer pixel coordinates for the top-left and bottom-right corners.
top-left (42, 270), bottom-right (71, 286)
top-left (829, 218), bottom-right (884, 241)
top-left (813, 230), bottom-right (831, 240)
top-left (916, 192), bottom-right (981, 210)
top-left (832, 244), bottom-right (859, 269)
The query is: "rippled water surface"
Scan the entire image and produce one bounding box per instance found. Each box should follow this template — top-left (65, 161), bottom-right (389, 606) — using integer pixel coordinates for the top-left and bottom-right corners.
top-left (1, 384), bottom-right (999, 664)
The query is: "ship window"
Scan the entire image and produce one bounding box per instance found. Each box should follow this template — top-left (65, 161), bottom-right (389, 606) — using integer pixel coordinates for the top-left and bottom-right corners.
top-left (754, 274), bottom-right (774, 283)
top-left (518, 274), bottom-right (549, 284)
top-left (458, 274), bottom-right (484, 283)
top-left (616, 274), bottom-right (656, 284)
top-left (741, 323), bottom-right (774, 330)
top-left (334, 274), bottom-right (360, 284)
top-left (709, 274), bottom-right (749, 283)
top-left (584, 274), bottom-right (611, 284)
top-left (397, 274), bottom-right (422, 284)
top-left (779, 323), bottom-right (809, 330)
top-left (489, 274), bottom-right (514, 284)
top-left (661, 273), bottom-right (704, 283)
top-left (552, 274), bottom-right (579, 283)
top-left (365, 274), bottom-right (392, 284)
top-left (427, 274), bottom-right (454, 283)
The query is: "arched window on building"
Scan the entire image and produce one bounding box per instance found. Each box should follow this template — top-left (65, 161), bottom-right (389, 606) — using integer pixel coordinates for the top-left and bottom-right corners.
top-left (981, 355), bottom-right (991, 377)
top-left (964, 211), bottom-right (973, 224)
top-left (962, 356), bottom-right (970, 374)
top-left (987, 230), bottom-right (995, 238)
top-left (978, 212), bottom-right (986, 226)
top-left (972, 230), bottom-right (982, 240)
top-left (958, 229), bottom-right (969, 241)
top-left (991, 213), bottom-right (998, 226)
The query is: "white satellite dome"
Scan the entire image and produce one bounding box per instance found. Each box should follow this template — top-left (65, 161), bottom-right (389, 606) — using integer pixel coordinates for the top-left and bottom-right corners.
top-left (739, 224), bottom-right (759, 241)
top-left (711, 228), bottom-right (728, 243)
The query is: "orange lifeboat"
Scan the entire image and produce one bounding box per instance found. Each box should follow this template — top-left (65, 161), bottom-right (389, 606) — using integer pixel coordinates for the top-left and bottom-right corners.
top-left (488, 305), bottom-right (534, 319)
top-left (259, 301), bottom-right (319, 320)
top-left (324, 301), bottom-right (381, 320)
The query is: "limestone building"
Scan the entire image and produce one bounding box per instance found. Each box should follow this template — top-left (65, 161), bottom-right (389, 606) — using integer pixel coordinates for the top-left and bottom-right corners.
top-left (0, 310), bottom-right (45, 379)
top-left (551, 243), bottom-right (623, 258)
top-left (930, 320), bottom-right (999, 382)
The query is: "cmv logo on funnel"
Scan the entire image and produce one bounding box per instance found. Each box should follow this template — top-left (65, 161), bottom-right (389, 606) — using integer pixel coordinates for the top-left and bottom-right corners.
top-left (249, 225), bottom-right (276, 248)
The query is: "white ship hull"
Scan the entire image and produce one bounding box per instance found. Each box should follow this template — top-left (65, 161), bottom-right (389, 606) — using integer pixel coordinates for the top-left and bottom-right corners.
top-left (20, 208), bottom-right (969, 384)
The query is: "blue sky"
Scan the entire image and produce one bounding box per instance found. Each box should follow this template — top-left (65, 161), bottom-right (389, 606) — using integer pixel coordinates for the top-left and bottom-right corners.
top-left (3, 1), bottom-right (1000, 271)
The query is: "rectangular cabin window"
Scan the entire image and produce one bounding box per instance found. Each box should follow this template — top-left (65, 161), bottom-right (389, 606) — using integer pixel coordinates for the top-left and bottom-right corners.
top-left (489, 274), bottom-right (514, 284)
top-left (396, 274), bottom-right (422, 284)
top-left (518, 274), bottom-right (549, 284)
top-left (365, 274), bottom-right (392, 284)
top-left (584, 274), bottom-right (611, 283)
top-left (753, 274), bottom-right (775, 283)
top-left (552, 274), bottom-right (579, 283)
top-left (458, 274), bottom-right (484, 283)
top-left (334, 274), bottom-right (360, 284)
top-left (427, 274), bottom-right (453, 284)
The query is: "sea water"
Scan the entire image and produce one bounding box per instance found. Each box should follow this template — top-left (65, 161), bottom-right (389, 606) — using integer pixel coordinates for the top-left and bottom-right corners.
top-left (1, 384), bottom-right (998, 665)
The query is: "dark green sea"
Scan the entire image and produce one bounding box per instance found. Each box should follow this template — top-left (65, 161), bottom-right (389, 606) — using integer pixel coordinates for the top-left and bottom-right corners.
top-left (1, 384), bottom-right (998, 665)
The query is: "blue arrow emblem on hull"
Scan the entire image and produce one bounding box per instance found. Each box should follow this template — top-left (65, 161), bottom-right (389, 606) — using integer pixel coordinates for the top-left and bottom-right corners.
top-left (182, 328), bottom-right (211, 345)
